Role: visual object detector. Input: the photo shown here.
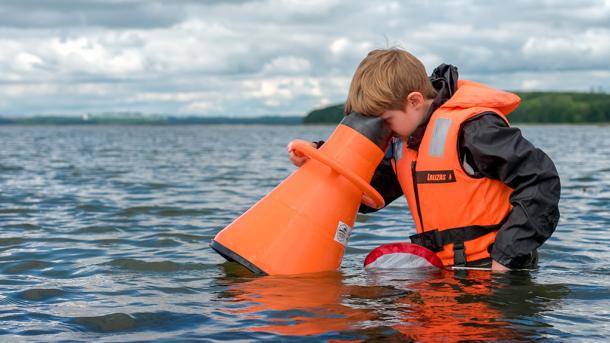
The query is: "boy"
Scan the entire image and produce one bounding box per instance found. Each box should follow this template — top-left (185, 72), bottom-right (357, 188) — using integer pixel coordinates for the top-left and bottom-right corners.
top-left (289, 48), bottom-right (560, 271)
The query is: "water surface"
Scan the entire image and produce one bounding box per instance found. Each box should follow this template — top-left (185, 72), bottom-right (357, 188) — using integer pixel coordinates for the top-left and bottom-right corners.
top-left (0, 124), bottom-right (608, 341)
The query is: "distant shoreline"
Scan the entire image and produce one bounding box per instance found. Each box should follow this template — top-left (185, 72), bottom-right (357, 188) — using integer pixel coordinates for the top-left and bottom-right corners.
top-left (2, 90), bottom-right (610, 125)
top-left (1, 116), bottom-right (608, 126)
top-left (0, 116), bottom-right (304, 126)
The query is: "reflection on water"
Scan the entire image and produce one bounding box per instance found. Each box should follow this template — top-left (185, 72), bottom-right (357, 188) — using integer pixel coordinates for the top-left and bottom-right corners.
top-left (0, 125), bottom-right (608, 341)
top-left (221, 270), bottom-right (367, 336)
top-left (216, 263), bottom-right (569, 342)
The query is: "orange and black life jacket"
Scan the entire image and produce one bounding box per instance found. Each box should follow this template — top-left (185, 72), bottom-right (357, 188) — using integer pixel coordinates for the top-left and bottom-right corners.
top-left (393, 80), bottom-right (521, 266)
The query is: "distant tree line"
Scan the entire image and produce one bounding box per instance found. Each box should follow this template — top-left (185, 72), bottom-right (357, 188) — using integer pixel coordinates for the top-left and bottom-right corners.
top-left (511, 92), bottom-right (610, 123)
top-left (303, 104), bottom-right (345, 124)
top-left (304, 92), bottom-right (610, 124)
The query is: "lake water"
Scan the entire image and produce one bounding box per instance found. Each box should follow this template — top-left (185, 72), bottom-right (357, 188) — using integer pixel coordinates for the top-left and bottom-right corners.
top-left (0, 124), bottom-right (608, 342)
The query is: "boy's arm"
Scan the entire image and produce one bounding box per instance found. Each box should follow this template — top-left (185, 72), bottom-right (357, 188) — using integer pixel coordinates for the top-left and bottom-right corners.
top-left (459, 113), bottom-right (561, 269)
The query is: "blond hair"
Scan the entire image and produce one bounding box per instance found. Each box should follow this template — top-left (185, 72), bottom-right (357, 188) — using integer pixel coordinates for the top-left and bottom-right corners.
top-left (345, 48), bottom-right (436, 116)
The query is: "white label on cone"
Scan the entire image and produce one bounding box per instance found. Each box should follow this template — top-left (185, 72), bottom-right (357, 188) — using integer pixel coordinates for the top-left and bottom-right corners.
top-left (334, 221), bottom-right (352, 247)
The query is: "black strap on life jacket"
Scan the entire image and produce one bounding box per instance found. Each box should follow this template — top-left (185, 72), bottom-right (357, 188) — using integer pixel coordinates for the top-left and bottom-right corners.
top-left (409, 224), bottom-right (501, 266)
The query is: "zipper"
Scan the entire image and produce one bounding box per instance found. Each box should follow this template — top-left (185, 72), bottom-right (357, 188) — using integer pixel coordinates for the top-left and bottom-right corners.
top-left (411, 160), bottom-right (425, 232)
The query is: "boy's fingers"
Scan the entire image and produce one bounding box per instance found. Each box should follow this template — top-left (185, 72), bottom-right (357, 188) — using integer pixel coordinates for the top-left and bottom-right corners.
top-left (287, 146), bottom-right (305, 158)
top-left (286, 140), bottom-right (299, 152)
top-left (293, 150), bottom-right (304, 157)
top-left (287, 150), bottom-right (307, 166)
top-left (287, 140), bottom-right (317, 166)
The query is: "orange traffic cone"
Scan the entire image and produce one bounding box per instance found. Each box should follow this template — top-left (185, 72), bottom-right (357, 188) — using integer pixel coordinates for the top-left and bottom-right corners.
top-left (211, 113), bottom-right (392, 275)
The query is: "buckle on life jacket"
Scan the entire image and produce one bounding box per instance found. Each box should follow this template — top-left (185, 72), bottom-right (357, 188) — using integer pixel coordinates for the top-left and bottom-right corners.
top-left (409, 230), bottom-right (443, 252)
top-left (453, 241), bottom-right (466, 266)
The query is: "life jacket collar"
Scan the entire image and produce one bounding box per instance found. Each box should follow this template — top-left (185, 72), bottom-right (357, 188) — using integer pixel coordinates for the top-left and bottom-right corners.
top-left (441, 80), bottom-right (521, 115)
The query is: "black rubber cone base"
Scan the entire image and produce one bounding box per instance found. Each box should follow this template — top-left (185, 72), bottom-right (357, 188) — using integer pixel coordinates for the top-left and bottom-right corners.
top-left (210, 240), bottom-right (267, 275)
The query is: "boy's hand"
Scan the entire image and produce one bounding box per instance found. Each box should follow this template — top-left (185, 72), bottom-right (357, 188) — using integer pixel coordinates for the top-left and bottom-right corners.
top-left (287, 140), bottom-right (315, 167)
top-left (491, 259), bottom-right (510, 272)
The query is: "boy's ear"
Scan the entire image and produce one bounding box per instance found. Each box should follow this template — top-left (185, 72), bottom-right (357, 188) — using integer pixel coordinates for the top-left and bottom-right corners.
top-left (406, 92), bottom-right (425, 108)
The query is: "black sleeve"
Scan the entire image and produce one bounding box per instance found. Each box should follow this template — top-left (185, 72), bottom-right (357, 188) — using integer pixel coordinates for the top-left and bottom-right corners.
top-left (358, 157), bottom-right (404, 213)
top-left (459, 113), bottom-right (561, 269)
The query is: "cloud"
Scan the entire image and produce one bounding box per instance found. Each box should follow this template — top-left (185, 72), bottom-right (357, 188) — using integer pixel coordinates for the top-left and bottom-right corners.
top-left (0, 0), bottom-right (609, 116)
top-left (261, 56), bottom-right (311, 75)
top-left (0, 0), bottom-right (187, 29)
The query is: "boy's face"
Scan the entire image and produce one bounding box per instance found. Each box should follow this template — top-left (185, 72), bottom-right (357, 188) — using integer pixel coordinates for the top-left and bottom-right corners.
top-left (380, 109), bottom-right (421, 138)
top-left (380, 92), bottom-right (429, 139)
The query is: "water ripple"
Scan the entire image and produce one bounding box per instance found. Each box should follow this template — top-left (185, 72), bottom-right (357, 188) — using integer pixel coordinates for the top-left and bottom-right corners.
top-left (18, 288), bottom-right (66, 301)
top-left (71, 311), bottom-right (211, 333)
top-left (103, 258), bottom-right (209, 273)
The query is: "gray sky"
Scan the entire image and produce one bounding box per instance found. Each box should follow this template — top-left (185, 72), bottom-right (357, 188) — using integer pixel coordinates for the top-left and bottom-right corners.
top-left (1, 0), bottom-right (609, 117)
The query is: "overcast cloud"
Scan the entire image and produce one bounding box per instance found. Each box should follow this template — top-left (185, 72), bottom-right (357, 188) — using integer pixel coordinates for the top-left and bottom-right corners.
top-left (1, 0), bottom-right (609, 116)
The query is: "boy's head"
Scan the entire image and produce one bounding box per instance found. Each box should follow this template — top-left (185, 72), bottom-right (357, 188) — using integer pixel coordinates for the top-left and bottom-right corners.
top-left (345, 48), bottom-right (436, 117)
